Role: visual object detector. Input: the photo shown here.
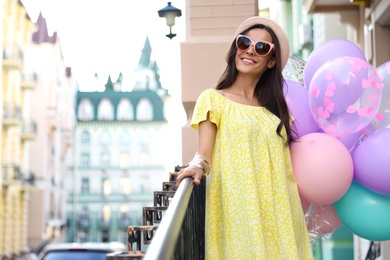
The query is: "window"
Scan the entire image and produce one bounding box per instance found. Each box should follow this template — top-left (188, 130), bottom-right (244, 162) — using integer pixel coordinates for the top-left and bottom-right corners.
top-left (102, 178), bottom-right (111, 196)
top-left (80, 153), bottom-right (90, 168)
top-left (81, 178), bottom-right (89, 194)
top-left (120, 177), bottom-right (131, 195)
top-left (101, 230), bottom-right (109, 243)
top-left (139, 152), bottom-right (150, 166)
top-left (140, 176), bottom-right (149, 193)
top-left (98, 98), bottom-right (114, 120)
top-left (119, 152), bottom-right (131, 168)
top-left (101, 152), bottom-right (110, 168)
top-left (136, 98), bottom-right (153, 121)
top-left (117, 99), bottom-right (134, 121)
top-left (81, 130), bottom-right (90, 144)
top-left (78, 99), bottom-right (94, 121)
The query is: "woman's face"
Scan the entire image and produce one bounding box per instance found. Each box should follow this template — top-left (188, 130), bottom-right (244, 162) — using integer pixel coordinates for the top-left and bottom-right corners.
top-left (235, 28), bottom-right (276, 77)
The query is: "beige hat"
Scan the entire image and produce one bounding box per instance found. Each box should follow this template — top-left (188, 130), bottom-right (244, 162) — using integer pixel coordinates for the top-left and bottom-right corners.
top-left (235, 16), bottom-right (290, 70)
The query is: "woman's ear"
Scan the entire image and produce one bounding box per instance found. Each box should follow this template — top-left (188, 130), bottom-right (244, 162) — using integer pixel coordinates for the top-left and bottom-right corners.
top-left (267, 58), bottom-right (276, 68)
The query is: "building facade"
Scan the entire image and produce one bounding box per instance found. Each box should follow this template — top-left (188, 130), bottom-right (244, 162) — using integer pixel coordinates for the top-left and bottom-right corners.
top-left (1, 0), bottom-right (37, 258)
top-left (66, 37), bottom-right (172, 244)
top-left (25, 13), bottom-right (75, 253)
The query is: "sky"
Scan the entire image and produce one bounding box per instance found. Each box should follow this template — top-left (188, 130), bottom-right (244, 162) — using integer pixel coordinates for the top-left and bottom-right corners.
top-left (21, 0), bottom-right (185, 94)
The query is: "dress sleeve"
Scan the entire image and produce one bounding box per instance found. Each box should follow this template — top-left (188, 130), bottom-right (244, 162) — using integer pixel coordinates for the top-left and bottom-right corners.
top-left (191, 89), bottom-right (220, 130)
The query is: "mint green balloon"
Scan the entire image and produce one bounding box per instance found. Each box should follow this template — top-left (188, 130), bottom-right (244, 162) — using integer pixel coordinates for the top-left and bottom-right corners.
top-left (334, 181), bottom-right (390, 241)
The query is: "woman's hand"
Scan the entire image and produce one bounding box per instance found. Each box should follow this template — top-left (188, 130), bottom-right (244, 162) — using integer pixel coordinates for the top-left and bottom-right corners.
top-left (175, 165), bottom-right (204, 187)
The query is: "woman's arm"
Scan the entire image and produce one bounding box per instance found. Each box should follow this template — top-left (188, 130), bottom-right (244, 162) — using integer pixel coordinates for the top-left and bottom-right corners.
top-left (176, 113), bottom-right (217, 186)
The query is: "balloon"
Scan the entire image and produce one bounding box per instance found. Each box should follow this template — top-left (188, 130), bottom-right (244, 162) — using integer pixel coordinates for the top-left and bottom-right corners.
top-left (334, 182), bottom-right (390, 241)
top-left (308, 56), bottom-right (382, 137)
top-left (353, 128), bottom-right (390, 195)
top-left (283, 80), bottom-right (318, 139)
top-left (290, 133), bottom-right (354, 205)
top-left (370, 60), bottom-right (390, 131)
top-left (304, 38), bottom-right (366, 88)
top-left (337, 130), bottom-right (364, 152)
top-left (301, 197), bottom-right (341, 237)
top-left (283, 56), bottom-right (306, 86)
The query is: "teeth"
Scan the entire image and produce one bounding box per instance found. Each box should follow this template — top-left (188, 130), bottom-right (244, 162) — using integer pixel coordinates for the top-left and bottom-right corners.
top-left (243, 58), bottom-right (254, 64)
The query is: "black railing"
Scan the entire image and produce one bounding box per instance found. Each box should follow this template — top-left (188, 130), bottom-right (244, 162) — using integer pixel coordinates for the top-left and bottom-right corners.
top-left (2, 163), bottom-right (22, 181)
top-left (22, 120), bottom-right (38, 135)
top-left (365, 241), bottom-right (381, 260)
top-left (3, 103), bottom-right (21, 120)
top-left (143, 174), bottom-right (205, 260)
top-left (3, 44), bottom-right (23, 61)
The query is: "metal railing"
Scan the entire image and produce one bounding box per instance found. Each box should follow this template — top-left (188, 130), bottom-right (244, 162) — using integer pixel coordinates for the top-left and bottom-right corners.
top-left (144, 176), bottom-right (206, 260)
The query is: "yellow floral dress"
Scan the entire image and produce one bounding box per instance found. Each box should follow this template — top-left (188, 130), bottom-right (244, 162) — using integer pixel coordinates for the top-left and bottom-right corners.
top-left (191, 89), bottom-right (313, 260)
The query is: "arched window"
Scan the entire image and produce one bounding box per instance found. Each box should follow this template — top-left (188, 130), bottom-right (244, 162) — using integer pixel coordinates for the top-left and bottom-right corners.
top-left (98, 98), bottom-right (114, 120)
top-left (81, 130), bottom-right (90, 144)
top-left (78, 99), bottom-right (94, 121)
top-left (136, 98), bottom-right (153, 121)
top-left (117, 98), bottom-right (134, 121)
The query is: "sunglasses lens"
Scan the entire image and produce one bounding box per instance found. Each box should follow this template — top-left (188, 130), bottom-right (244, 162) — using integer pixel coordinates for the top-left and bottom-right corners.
top-left (236, 36), bottom-right (251, 51)
top-left (255, 42), bottom-right (271, 55)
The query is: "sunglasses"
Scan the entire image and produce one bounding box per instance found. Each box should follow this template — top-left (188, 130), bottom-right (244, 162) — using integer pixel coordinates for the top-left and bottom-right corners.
top-left (235, 35), bottom-right (274, 56)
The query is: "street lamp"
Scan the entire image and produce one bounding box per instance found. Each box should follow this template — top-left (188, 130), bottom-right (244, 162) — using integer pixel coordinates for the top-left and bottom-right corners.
top-left (158, 2), bottom-right (182, 39)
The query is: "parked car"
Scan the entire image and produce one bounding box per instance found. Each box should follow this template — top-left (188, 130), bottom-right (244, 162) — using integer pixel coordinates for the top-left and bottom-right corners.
top-left (37, 242), bottom-right (127, 260)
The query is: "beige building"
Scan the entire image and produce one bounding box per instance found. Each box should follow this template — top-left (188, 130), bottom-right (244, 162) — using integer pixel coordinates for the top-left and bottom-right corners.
top-left (1, 0), bottom-right (37, 258)
top-left (25, 14), bottom-right (75, 251)
top-left (1, 1), bottom-right (75, 258)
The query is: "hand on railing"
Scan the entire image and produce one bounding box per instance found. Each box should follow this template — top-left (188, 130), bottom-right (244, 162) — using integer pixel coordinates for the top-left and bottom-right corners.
top-left (175, 165), bottom-right (203, 187)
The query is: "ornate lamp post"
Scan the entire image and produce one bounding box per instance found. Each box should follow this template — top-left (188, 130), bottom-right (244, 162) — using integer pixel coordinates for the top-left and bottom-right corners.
top-left (158, 2), bottom-right (182, 39)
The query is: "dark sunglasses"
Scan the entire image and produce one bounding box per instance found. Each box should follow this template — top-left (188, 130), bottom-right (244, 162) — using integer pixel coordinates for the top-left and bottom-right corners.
top-left (235, 35), bottom-right (274, 56)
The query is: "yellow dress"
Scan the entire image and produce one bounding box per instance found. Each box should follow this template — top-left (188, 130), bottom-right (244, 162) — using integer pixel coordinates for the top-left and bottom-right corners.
top-left (191, 89), bottom-right (313, 260)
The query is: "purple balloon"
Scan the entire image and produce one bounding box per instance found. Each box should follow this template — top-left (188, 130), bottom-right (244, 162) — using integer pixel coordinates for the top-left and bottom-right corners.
top-left (304, 39), bottom-right (366, 89)
top-left (283, 79), bottom-right (318, 139)
top-left (353, 128), bottom-right (390, 195)
top-left (337, 130), bottom-right (364, 153)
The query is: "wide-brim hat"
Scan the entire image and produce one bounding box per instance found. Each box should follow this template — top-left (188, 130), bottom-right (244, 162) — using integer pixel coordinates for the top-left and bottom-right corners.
top-left (234, 16), bottom-right (290, 70)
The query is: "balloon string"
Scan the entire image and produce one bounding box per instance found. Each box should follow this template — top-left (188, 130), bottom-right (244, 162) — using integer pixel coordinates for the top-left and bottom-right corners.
top-left (305, 203), bottom-right (337, 247)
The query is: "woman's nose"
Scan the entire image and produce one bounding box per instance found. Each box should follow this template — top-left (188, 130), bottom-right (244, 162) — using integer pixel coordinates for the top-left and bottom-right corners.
top-left (246, 44), bottom-right (255, 55)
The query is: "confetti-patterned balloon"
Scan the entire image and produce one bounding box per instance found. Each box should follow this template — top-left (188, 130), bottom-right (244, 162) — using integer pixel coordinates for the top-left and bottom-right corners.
top-left (308, 56), bottom-right (382, 137)
top-left (370, 61), bottom-right (390, 132)
top-left (282, 56), bottom-right (306, 86)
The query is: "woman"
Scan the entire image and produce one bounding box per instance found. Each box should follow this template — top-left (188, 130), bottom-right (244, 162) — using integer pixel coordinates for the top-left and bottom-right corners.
top-left (176, 16), bottom-right (313, 259)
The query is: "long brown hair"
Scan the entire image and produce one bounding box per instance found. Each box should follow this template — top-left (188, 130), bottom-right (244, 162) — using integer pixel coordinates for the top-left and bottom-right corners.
top-left (216, 24), bottom-right (294, 145)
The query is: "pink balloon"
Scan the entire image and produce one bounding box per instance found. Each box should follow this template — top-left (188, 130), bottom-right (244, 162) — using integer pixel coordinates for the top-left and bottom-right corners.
top-left (301, 197), bottom-right (341, 236)
top-left (308, 56), bottom-right (382, 137)
top-left (291, 133), bottom-right (354, 205)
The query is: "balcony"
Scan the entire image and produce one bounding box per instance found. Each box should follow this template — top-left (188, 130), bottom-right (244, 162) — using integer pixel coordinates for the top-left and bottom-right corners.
top-left (77, 218), bottom-right (90, 230)
top-left (2, 44), bottom-right (23, 70)
top-left (21, 72), bottom-right (37, 90)
top-left (21, 120), bottom-right (37, 140)
top-left (98, 218), bottom-right (111, 229)
top-left (2, 163), bottom-right (22, 185)
top-left (117, 217), bottom-right (131, 230)
top-left (3, 103), bottom-right (21, 126)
